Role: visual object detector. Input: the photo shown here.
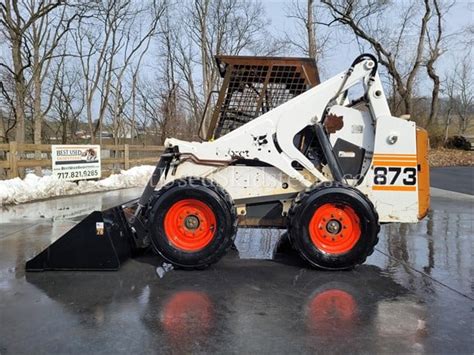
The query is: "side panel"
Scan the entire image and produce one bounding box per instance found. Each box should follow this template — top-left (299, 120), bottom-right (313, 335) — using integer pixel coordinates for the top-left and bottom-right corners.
top-left (163, 162), bottom-right (308, 204)
top-left (364, 116), bottom-right (419, 223)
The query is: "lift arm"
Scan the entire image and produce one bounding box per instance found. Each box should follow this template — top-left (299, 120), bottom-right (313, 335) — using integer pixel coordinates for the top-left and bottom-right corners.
top-left (165, 54), bottom-right (391, 187)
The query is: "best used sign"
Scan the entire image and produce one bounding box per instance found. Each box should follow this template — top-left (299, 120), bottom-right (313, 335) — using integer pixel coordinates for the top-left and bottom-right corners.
top-left (52, 145), bottom-right (101, 181)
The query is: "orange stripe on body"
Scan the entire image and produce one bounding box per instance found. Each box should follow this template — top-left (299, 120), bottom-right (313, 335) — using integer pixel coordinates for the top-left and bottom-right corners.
top-left (373, 153), bottom-right (416, 157)
top-left (372, 161), bottom-right (417, 167)
top-left (372, 185), bottom-right (416, 192)
top-left (373, 156), bottom-right (417, 161)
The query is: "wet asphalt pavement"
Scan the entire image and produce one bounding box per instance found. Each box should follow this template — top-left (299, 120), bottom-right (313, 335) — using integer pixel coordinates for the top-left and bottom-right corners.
top-left (0, 169), bottom-right (473, 354)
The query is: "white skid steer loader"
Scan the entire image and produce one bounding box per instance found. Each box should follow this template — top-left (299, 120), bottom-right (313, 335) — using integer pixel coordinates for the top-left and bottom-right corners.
top-left (26, 53), bottom-right (430, 271)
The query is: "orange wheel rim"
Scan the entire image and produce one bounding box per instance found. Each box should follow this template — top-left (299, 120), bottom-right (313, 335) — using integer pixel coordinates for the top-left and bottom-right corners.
top-left (309, 203), bottom-right (361, 254)
top-left (164, 199), bottom-right (216, 252)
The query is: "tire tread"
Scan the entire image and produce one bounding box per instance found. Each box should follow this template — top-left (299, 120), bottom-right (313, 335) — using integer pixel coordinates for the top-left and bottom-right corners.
top-left (148, 177), bottom-right (238, 269)
top-left (288, 181), bottom-right (380, 269)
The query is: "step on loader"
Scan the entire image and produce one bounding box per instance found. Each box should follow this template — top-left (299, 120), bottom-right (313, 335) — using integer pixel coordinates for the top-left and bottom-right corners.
top-left (26, 53), bottom-right (430, 271)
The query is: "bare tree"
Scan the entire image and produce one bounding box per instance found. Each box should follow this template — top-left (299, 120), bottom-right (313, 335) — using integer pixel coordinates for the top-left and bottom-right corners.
top-left (108, 0), bottom-right (165, 145)
top-left (320, 0), bottom-right (440, 117)
top-left (444, 56), bottom-right (473, 135)
top-left (443, 77), bottom-right (455, 142)
top-left (26, 3), bottom-right (80, 146)
top-left (0, 0), bottom-right (65, 143)
top-left (73, 0), bottom-right (126, 143)
top-left (51, 54), bottom-right (85, 144)
top-left (424, 0), bottom-right (456, 128)
top-left (72, 0), bottom-right (165, 143)
top-left (307, 0), bottom-right (316, 60)
top-left (154, 5), bottom-right (178, 144)
top-left (193, 0), bottom-right (211, 102)
top-left (425, 0), bottom-right (443, 127)
top-left (174, 0), bottom-right (272, 128)
top-left (72, 9), bottom-right (109, 143)
top-left (129, 65), bottom-right (140, 144)
top-left (285, 0), bottom-right (330, 66)
top-left (0, 67), bottom-right (17, 142)
top-left (136, 77), bottom-right (167, 144)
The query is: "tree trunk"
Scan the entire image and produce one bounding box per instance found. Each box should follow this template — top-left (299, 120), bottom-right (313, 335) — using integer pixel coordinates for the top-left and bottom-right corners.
top-left (444, 109), bottom-right (452, 143)
top-left (62, 117), bottom-right (68, 144)
top-left (33, 41), bottom-right (43, 175)
top-left (402, 92), bottom-right (412, 116)
top-left (307, 0), bottom-right (316, 61)
top-left (87, 103), bottom-right (95, 144)
top-left (131, 74), bottom-right (137, 144)
top-left (460, 116), bottom-right (468, 134)
top-left (0, 110), bottom-right (5, 143)
top-left (427, 72), bottom-right (440, 127)
top-left (11, 38), bottom-right (26, 144)
top-left (32, 21), bottom-right (43, 146)
top-left (199, 1), bottom-right (210, 100)
top-left (426, 0), bottom-right (442, 128)
top-left (13, 84), bottom-right (26, 144)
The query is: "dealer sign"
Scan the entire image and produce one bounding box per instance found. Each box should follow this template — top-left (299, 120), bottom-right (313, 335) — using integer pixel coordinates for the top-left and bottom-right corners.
top-left (52, 145), bottom-right (101, 181)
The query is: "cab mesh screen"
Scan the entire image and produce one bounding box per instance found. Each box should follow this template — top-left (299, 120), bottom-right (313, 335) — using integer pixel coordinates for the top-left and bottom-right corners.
top-left (214, 64), bottom-right (309, 138)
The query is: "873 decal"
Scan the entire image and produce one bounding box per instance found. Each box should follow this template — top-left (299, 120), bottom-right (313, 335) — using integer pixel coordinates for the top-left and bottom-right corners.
top-left (373, 167), bottom-right (417, 186)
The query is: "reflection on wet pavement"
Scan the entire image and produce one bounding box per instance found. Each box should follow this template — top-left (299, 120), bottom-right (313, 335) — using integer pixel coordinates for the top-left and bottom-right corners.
top-left (376, 197), bottom-right (473, 298)
top-left (234, 228), bottom-right (284, 259)
top-left (0, 187), bottom-right (472, 354)
top-left (4, 258), bottom-right (458, 354)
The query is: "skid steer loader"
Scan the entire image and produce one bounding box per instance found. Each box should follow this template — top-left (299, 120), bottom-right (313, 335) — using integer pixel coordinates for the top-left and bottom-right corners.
top-left (26, 53), bottom-right (430, 271)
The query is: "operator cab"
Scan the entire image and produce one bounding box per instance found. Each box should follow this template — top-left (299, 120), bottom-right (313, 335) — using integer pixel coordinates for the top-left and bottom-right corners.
top-left (199, 55), bottom-right (320, 140)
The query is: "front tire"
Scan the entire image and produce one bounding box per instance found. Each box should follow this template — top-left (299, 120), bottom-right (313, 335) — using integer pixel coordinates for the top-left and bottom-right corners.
top-left (147, 177), bottom-right (237, 269)
top-left (288, 182), bottom-right (379, 270)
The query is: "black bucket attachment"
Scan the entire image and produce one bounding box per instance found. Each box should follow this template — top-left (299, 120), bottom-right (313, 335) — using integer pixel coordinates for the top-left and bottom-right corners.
top-left (25, 150), bottom-right (176, 272)
top-left (26, 206), bottom-right (134, 271)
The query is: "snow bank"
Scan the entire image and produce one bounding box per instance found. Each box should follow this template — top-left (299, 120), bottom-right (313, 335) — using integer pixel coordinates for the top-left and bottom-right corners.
top-left (0, 165), bottom-right (155, 206)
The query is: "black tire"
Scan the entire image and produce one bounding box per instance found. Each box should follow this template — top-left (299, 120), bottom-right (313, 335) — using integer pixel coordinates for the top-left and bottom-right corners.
top-left (288, 182), bottom-right (379, 270)
top-left (147, 177), bottom-right (238, 269)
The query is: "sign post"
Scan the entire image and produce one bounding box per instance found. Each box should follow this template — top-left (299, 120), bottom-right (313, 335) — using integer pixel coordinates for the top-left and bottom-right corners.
top-left (52, 145), bottom-right (101, 181)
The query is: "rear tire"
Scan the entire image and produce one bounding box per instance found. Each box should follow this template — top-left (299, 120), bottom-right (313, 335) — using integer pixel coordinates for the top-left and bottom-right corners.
top-left (147, 177), bottom-right (237, 269)
top-left (288, 182), bottom-right (379, 270)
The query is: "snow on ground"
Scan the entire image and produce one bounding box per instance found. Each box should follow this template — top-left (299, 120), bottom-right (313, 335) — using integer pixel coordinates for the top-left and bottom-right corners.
top-left (0, 165), bottom-right (155, 206)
